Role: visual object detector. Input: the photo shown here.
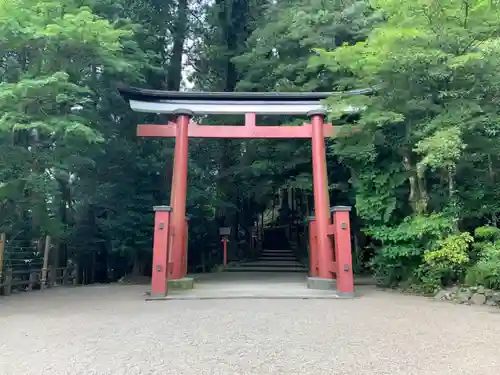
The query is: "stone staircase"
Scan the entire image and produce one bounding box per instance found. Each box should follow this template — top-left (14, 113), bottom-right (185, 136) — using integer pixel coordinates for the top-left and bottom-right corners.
top-left (225, 248), bottom-right (307, 273)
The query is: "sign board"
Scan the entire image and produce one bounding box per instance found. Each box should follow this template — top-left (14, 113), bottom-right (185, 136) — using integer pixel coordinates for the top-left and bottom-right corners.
top-left (219, 227), bottom-right (231, 236)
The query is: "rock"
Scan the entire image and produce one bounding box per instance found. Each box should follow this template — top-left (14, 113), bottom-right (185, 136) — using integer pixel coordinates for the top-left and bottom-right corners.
top-left (432, 285), bottom-right (500, 307)
top-left (434, 289), bottom-right (451, 301)
top-left (448, 286), bottom-right (459, 294)
top-left (470, 293), bottom-right (487, 305)
top-left (456, 289), bottom-right (473, 303)
top-left (490, 292), bottom-right (500, 304)
top-left (485, 299), bottom-right (498, 307)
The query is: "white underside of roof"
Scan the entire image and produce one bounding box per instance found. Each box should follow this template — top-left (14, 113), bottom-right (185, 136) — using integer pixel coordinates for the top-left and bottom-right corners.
top-left (129, 99), bottom-right (360, 116)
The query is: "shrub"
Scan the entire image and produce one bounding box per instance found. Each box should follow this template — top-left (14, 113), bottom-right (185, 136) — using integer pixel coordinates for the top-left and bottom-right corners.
top-left (465, 227), bottom-right (500, 289)
top-left (474, 226), bottom-right (500, 242)
top-left (423, 232), bottom-right (472, 272)
top-left (418, 232), bottom-right (473, 291)
top-left (368, 213), bottom-right (455, 286)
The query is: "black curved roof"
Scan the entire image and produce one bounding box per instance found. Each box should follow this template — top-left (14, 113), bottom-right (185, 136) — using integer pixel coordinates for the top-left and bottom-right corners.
top-left (117, 85), bottom-right (375, 103)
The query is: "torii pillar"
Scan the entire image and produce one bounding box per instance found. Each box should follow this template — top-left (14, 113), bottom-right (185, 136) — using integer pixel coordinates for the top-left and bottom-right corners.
top-left (168, 110), bottom-right (191, 282)
top-left (308, 110), bottom-right (335, 290)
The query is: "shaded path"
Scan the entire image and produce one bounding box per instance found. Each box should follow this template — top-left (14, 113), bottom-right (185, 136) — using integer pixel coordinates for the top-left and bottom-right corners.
top-left (1, 279), bottom-right (500, 375)
top-left (225, 249), bottom-right (307, 273)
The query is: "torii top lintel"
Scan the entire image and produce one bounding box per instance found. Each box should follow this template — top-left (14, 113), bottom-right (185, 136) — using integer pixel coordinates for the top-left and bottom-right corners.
top-left (118, 86), bottom-right (371, 116)
top-left (118, 86), bottom-right (371, 138)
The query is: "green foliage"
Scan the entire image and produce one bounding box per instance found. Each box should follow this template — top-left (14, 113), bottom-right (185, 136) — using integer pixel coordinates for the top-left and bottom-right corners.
top-left (307, 0), bottom-right (500, 288)
top-left (424, 233), bottom-right (472, 270)
top-left (474, 226), bottom-right (500, 242)
top-left (417, 232), bottom-right (473, 291)
top-left (415, 127), bottom-right (465, 176)
top-left (235, 0), bottom-right (380, 92)
top-left (368, 213), bottom-right (455, 286)
top-left (466, 242), bottom-right (500, 290)
top-left (465, 226), bottom-right (500, 289)
top-left (0, 0), bottom-right (157, 279)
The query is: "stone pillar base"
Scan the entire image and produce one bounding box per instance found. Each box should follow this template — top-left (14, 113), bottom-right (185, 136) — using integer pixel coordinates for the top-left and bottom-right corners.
top-left (307, 277), bottom-right (336, 290)
top-left (167, 277), bottom-right (194, 290)
top-left (337, 291), bottom-right (355, 298)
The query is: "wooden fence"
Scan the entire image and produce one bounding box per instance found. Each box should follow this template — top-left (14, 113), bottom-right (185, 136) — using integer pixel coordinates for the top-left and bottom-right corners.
top-left (0, 233), bottom-right (76, 296)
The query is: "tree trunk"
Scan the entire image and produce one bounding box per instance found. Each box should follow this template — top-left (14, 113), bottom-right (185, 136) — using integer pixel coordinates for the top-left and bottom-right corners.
top-left (488, 154), bottom-right (497, 226)
top-left (91, 251), bottom-right (96, 284)
top-left (448, 168), bottom-right (460, 232)
top-left (448, 169), bottom-right (455, 200)
top-left (163, 0), bottom-right (188, 204)
top-left (132, 250), bottom-right (142, 276)
top-left (166, 0), bottom-right (189, 91)
top-left (403, 155), bottom-right (428, 214)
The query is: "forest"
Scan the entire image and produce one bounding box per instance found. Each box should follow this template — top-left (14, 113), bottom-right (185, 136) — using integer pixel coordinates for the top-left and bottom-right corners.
top-left (2, 0), bottom-right (500, 292)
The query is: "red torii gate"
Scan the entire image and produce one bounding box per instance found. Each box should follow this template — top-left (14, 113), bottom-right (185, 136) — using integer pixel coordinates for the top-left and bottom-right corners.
top-left (119, 87), bottom-right (367, 298)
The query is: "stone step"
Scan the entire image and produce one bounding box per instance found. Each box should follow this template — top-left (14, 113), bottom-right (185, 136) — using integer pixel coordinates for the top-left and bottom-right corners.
top-left (223, 249), bottom-right (306, 273)
top-left (262, 249), bottom-right (292, 253)
top-left (224, 266), bottom-right (307, 273)
top-left (260, 250), bottom-right (294, 254)
top-left (237, 261), bottom-right (305, 267)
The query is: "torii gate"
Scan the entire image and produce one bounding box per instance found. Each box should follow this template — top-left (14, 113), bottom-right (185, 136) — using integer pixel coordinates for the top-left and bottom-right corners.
top-left (119, 87), bottom-right (367, 298)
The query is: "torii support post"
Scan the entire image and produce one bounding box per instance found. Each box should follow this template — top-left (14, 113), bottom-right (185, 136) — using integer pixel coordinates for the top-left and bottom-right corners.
top-left (151, 205), bottom-right (172, 298)
top-left (307, 208), bottom-right (355, 296)
top-left (169, 111), bottom-right (191, 280)
top-left (182, 216), bottom-right (190, 277)
top-left (307, 217), bottom-right (318, 277)
top-left (41, 235), bottom-right (51, 290)
top-left (309, 111), bottom-right (335, 289)
top-left (331, 206), bottom-right (354, 296)
top-left (222, 237), bottom-right (228, 265)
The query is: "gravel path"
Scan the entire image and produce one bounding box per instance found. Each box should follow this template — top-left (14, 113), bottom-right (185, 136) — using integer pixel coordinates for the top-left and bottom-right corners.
top-left (0, 284), bottom-right (499, 375)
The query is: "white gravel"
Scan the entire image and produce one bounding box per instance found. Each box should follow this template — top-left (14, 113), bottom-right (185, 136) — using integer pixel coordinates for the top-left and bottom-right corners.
top-left (1, 284), bottom-right (499, 375)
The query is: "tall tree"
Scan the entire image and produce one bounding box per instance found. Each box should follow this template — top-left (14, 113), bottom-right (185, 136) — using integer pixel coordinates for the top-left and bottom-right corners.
top-left (314, 0), bottom-right (500, 285)
top-left (166, 0), bottom-right (189, 90)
